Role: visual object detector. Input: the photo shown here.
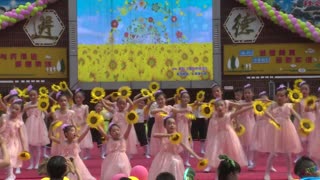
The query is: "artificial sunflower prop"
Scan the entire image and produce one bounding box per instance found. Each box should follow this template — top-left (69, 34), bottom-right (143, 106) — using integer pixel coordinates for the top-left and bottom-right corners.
top-left (111, 92), bottom-right (120, 101)
top-left (86, 111), bottom-right (104, 129)
top-left (288, 88), bottom-right (303, 103)
top-left (52, 120), bottom-right (63, 130)
top-left (118, 86), bottom-right (132, 98)
top-left (51, 84), bottom-right (61, 92)
top-left (197, 159), bottom-right (209, 171)
top-left (38, 94), bottom-right (49, 100)
top-left (209, 99), bottom-right (215, 107)
top-left (176, 86), bottom-right (186, 96)
top-left (234, 124), bottom-right (246, 136)
top-left (253, 100), bottom-right (267, 116)
top-left (19, 88), bottom-right (29, 98)
top-left (0, 93), bottom-right (2, 99)
top-left (18, 151), bottom-right (31, 161)
top-left (294, 79), bottom-right (304, 90)
top-left (140, 88), bottom-right (151, 97)
top-left (39, 86), bottom-right (49, 95)
top-left (50, 104), bottom-right (60, 113)
top-left (126, 110), bottom-right (139, 124)
top-left (300, 118), bottom-right (315, 134)
top-left (91, 87), bottom-right (106, 100)
top-left (90, 98), bottom-right (99, 104)
top-left (269, 119), bottom-right (281, 130)
top-left (196, 90), bottom-right (205, 102)
top-left (305, 95), bottom-right (317, 109)
top-left (188, 135), bottom-right (192, 142)
top-left (59, 81), bottom-right (68, 91)
top-left (200, 103), bottom-right (214, 118)
top-left (169, 132), bottom-right (182, 145)
top-left (185, 113), bottom-right (196, 120)
top-left (38, 98), bottom-right (49, 112)
top-left (159, 112), bottom-right (168, 117)
top-left (148, 82), bottom-right (160, 92)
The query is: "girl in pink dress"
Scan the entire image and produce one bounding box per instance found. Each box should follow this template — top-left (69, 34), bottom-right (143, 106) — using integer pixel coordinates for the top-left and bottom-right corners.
top-left (24, 87), bottom-right (50, 170)
top-left (0, 99), bottom-right (28, 180)
top-left (49, 92), bottom-right (76, 156)
top-left (99, 123), bottom-right (133, 180)
top-left (264, 84), bottom-right (303, 180)
top-left (101, 97), bottom-right (139, 156)
top-left (50, 124), bottom-right (95, 180)
top-left (173, 90), bottom-right (193, 166)
top-left (148, 117), bottom-right (202, 180)
top-left (71, 88), bottom-right (93, 159)
top-left (237, 84), bottom-right (256, 169)
top-left (204, 99), bottom-right (250, 172)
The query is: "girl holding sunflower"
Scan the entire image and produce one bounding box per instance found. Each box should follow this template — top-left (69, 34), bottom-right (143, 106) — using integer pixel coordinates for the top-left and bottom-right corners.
top-left (148, 116), bottom-right (203, 180)
top-left (49, 92), bottom-right (77, 156)
top-left (71, 88), bottom-right (93, 160)
top-left (0, 99), bottom-right (29, 179)
top-left (204, 99), bottom-right (252, 172)
top-left (263, 84), bottom-right (303, 180)
top-left (23, 85), bottom-right (50, 170)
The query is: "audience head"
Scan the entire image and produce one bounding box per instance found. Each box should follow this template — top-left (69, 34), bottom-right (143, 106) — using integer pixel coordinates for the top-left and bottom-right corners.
top-left (156, 172), bottom-right (176, 180)
top-left (217, 155), bottom-right (241, 180)
top-left (294, 156), bottom-right (320, 178)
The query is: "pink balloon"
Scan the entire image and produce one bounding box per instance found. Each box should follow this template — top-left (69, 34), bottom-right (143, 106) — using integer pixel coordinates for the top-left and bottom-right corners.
top-left (111, 173), bottom-right (127, 180)
top-left (2, 22), bottom-right (8, 29)
top-left (17, 14), bottom-right (24, 20)
top-left (130, 165), bottom-right (148, 180)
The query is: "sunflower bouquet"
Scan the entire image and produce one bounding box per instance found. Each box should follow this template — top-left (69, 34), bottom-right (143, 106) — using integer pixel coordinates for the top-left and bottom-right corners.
top-left (196, 90), bottom-right (205, 102)
top-left (293, 79), bottom-right (304, 90)
top-left (269, 119), bottom-right (281, 130)
top-left (111, 92), bottom-right (121, 101)
top-left (91, 87), bottom-right (106, 101)
top-left (253, 100), bottom-right (267, 116)
top-left (200, 103), bottom-right (214, 118)
top-left (50, 104), bottom-right (60, 113)
top-left (299, 118), bottom-right (315, 136)
top-left (59, 81), bottom-right (68, 91)
top-left (234, 124), bottom-right (246, 136)
top-left (185, 113), bottom-right (196, 120)
top-left (288, 88), bottom-right (303, 103)
top-left (51, 84), bottom-right (61, 92)
top-left (18, 151), bottom-right (31, 161)
top-left (39, 86), bottom-right (49, 96)
top-left (140, 88), bottom-right (152, 97)
top-left (197, 159), bottom-right (208, 170)
top-left (305, 95), bottom-right (317, 109)
top-left (148, 82), bottom-right (160, 93)
top-left (126, 110), bottom-right (139, 125)
top-left (86, 111), bottom-right (104, 129)
top-left (169, 132), bottom-right (182, 145)
top-left (118, 86), bottom-right (132, 98)
top-left (38, 98), bottom-right (50, 112)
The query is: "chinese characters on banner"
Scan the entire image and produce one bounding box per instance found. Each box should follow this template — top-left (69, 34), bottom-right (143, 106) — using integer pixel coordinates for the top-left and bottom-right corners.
top-left (224, 44), bottom-right (320, 75)
top-left (0, 47), bottom-right (67, 78)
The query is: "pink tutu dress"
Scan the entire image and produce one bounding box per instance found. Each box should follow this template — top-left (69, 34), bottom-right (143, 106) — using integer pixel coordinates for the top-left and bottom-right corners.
top-left (25, 102), bottom-right (50, 146)
top-left (270, 103), bottom-right (302, 153)
top-left (71, 104), bottom-right (93, 149)
top-left (62, 141), bottom-right (95, 180)
top-left (150, 106), bottom-right (172, 156)
top-left (237, 102), bottom-right (255, 147)
top-left (112, 110), bottom-right (138, 155)
top-left (148, 138), bottom-right (185, 180)
top-left (295, 98), bottom-right (316, 141)
top-left (308, 102), bottom-right (320, 160)
top-left (100, 138), bottom-right (131, 180)
top-left (51, 110), bottom-right (76, 156)
top-left (205, 112), bottom-right (247, 168)
top-left (174, 104), bottom-right (192, 148)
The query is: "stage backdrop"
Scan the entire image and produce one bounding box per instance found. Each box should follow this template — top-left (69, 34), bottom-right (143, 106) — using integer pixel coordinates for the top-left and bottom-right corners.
top-left (77, 0), bottom-right (213, 82)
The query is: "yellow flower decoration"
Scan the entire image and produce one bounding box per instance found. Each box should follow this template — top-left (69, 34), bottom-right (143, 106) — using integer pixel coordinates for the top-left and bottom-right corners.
top-left (52, 120), bottom-right (63, 130)
top-left (118, 86), bottom-right (132, 98)
top-left (209, 99), bottom-right (215, 107)
top-left (0, 93), bottom-right (2, 99)
top-left (91, 87), bottom-right (106, 100)
top-left (253, 100), bottom-right (267, 116)
top-left (169, 132), bottom-right (182, 145)
top-left (176, 86), bottom-right (186, 96)
top-left (51, 104), bottom-right (60, 113)
top-left (294, 79), bottom-right (304, 90)
top-left (38, 98), bottom-right (49, 112)
top-left (128, 176), bottom-right (139, 180)
top-left (38, 94), bottom-right (49, 100)
top-left (197, 159), bottom-right (209, 170)
top-left (86, 111), bottom-right (104, 129)
top-left (126, 110), bottom-right (139, 125)
top-left (288, 88), bottom-right (303, 103)
top-left (159, 112), bottom-right (168, 117)
top-left (235, 124), bottom-right (246, 136)
top-left (269, 119), bottom-right (281, 130)
top-left (140, 88), bottom-right (151, 97)
top-left (111, 92), bottom-right (120, 101)
top-left (305, 96), bottom-right (317, 109)
top-left (51, 84), bottom-right (61, 92)
top-left (200, 103), bottom-right (214, 118)
top-left (148, 82), bottom-right (160, 92)
top-left (18, 151), bottom-right (31, 161)
top-left (300, 118), bottom-right (315, 134)
top-left (39, 86), bottom-right (49, 95)
top-left (90, 98), bottom-right (99, 104)
top-left (188, 135), bottom-right (192, 142)
top-left (59, 81), bottom-right (68, 91)
top-left (16, 88), bottom-right (28, 98)
top-left (196, 90), bottom-right (205, 102)
top-left (185, 113), bottom-right (196, 120)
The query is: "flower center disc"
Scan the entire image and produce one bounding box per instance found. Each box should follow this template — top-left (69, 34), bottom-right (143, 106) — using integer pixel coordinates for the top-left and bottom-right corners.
top-left (128, 113), bottom-right (135, 120)
top-left (90, 117), bottom-right (98, 124)
top-left (303, 123), bottom-right (310, 129)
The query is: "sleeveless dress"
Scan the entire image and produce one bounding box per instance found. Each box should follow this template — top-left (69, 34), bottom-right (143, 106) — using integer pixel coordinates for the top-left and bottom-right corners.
top-left (71, 104), bottom-right (93, 149)
top-left (205, 112), bottom-right (247, 168)
top-left (61, 141), bottom-right (95, 180)
top-left (295, 98), bottom-right (316, 142)
top-left (148, 138), bottom-right (185, 180)
top-left (237, 101), bottom-right (255, 148)
top-left (25, 102), bottom-right (50, 146)
top-left (100, 138), bottom-right (131, 180)
top-left (174, 104), bottom-right (192, 148)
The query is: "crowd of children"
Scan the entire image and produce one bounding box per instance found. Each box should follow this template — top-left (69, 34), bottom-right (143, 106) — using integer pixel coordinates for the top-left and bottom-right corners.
top-left (0, 79), bottom-right (320, 180)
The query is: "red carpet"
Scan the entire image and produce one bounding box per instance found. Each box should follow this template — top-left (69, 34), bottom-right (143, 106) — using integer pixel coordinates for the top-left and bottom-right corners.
top-left (0, 141), bottom-right (300, 180)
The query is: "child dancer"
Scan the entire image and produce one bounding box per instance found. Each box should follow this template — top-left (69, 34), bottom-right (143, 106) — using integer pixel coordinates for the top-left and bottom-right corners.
top-left (233, 88), bottom-right (243, 102)
top-left (148, 116), bottom-right (203, 180)
top-left (24, 86), bottom-right (50, 170)
top-left (98, 123), bottom-right (132, 180)
top-left (50, 124), bottom-right (95, 180)
top-left (264, 84), bottom-right (303, 180)
top-left (71, 88), bottom-right (93, 159)
top-left (237, 84), bottom-right (256, 169)
top-left (204, 99), bottom-right (249, 172)
top-left (0, 99), bottom-right (28, 179)
top-left (0, 136), bottom-right (10, 168)
top-left (49, 91), bottom-right (76, 156)
top-left (191, 101), bottom-right (207, 154)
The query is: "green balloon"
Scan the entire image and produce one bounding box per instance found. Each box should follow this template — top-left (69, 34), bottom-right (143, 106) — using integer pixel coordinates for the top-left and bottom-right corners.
top-left (26, 2), bottom-right (31, 6)
top-left (306, 32), bottom-right (311, 38)
top-left (253, 1), bottom-right (259, 7)
top-left (16, 8), bottom-right (21, 14)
